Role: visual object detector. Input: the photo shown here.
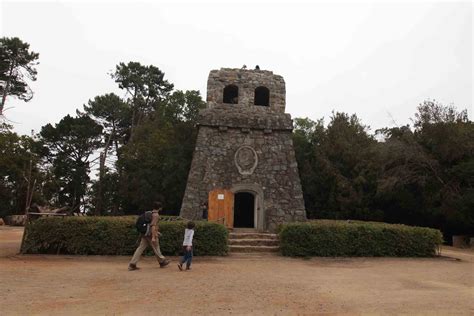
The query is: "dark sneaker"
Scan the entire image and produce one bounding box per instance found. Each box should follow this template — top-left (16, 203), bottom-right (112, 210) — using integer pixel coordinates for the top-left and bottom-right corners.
top-left (159, 259), bottom-right (170, 268)
top-left (128, 264), bottom-right (139, 271)
top-left (177, 263), bottom-right (183, 271)
top-left (186, 266), bottom-right (191, 271)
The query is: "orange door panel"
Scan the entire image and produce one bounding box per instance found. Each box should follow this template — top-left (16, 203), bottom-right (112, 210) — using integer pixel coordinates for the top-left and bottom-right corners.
top-left (208, 189), bottom-right (234, 228)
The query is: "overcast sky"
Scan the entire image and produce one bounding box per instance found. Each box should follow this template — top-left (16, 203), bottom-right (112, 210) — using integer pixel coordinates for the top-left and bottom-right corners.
top-left (1, 0), bottom-right (472, 135)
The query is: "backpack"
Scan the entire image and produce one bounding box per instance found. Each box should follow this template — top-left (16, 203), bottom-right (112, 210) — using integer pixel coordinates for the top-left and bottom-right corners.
top-left (135, 211), bottom-right (153, 236)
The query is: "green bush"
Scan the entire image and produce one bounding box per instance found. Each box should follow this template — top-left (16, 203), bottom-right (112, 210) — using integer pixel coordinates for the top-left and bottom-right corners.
top-left (279, 220), bottom-right (443, 257)
top-left (21, 216), bottom-right (228, 256)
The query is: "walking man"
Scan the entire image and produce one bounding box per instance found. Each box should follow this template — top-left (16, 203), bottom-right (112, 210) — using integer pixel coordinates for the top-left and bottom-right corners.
top-left (128, 201), bottom-right (170, 271)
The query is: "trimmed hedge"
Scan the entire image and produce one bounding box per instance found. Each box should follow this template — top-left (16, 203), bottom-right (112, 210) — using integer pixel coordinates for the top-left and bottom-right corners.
top-left (21, 216), bottom-right (228, 256)
top-left (279, 220), bottom-right (443, 257)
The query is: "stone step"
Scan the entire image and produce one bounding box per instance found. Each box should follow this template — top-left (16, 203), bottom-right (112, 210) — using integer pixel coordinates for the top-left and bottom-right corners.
top-left (229, 233), bottom-right (278, 240)
top-left (231, 228), bottom-right (259, 233)
top-left (229, 245), bottom-right (280, 253)
top-left (228, 238), bottom-right (280, 247)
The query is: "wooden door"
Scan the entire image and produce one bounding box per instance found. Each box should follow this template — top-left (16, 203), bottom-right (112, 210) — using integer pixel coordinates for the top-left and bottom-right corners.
top-left (208, 189), bottom-right (234, 228)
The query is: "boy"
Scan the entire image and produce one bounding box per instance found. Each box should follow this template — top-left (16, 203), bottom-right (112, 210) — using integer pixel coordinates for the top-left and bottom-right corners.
top-left (178, 221), bottom-right (195, 271)
top-left (128, 201), bottom-right (170, 271)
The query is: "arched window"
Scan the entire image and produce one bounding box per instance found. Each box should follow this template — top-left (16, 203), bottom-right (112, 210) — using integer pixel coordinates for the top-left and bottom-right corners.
top-left (223, 85), bottom-right (239, 104)
top-left (254, 86), bottom-right (269, 106)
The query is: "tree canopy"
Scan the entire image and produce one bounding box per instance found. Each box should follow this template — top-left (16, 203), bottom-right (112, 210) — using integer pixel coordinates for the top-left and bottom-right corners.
top-left (293, 101), bottom-right (473, 238)
top-left (38, 115), bottom-right (102, 208)
top-left (0, 37), bottom-right (39, 115)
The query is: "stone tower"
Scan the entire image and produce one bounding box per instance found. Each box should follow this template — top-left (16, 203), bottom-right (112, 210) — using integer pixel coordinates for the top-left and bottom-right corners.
top-left (180, 67), bottom-right (306, 231)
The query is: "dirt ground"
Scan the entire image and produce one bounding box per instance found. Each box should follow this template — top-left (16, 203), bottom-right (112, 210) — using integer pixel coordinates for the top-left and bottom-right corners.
top-left (0, 226), bottom-right (472, 315)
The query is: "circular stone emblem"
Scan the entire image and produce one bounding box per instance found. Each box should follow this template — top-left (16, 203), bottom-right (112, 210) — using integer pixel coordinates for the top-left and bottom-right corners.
top-left (234, 146), bottom-right (258, 175)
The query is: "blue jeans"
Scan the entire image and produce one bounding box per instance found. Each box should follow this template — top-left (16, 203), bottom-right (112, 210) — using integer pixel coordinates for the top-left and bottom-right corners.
top-left (181, 246), bottom-right (193, 268)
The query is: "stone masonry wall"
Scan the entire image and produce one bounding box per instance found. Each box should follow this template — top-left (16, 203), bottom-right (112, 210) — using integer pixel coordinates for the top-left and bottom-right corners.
top-left (180, 67), bottom-right (306, 232)
top-left (180, 107), bottom-right (306, 232)
top-left (206, 68), bottom-right (286, 113)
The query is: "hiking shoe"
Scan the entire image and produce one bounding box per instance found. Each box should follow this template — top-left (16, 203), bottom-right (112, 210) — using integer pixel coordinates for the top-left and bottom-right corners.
top-left (177, 263), bottom-right (183, 271)
top-left (159, 259), bottom-right (170, 268)
top-left (128, 264), bottom-right (139, 271)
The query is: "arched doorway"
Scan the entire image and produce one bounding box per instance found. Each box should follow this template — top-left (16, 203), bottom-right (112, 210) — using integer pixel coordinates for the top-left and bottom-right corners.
top-left (233, 192), bottom-right (255, 228)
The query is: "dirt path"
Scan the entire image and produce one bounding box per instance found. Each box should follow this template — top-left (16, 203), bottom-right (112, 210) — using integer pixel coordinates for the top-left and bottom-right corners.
top-left (0, 226), bottom-right (472, 315)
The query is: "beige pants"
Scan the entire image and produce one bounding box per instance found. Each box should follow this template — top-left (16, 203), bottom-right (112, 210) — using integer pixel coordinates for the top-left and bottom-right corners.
top-left (129, 236), bottom-right (166, 265)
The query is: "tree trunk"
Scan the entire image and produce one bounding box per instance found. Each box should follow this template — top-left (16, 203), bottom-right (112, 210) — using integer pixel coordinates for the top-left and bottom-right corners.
top-left (96, 152), bottom-right (105, 216)
top-left (24, 155), bottom-right (33, 213)
top-left (96, 125), bottom-right (115, 216)
top-left (0, 61), bottom-right (15, 115)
